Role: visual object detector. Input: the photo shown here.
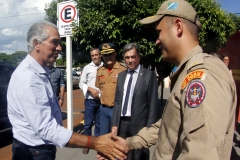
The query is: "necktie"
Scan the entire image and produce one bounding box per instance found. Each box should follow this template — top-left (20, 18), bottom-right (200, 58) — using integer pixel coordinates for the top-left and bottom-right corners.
top-left (122, 70), bottom-right (135, 116)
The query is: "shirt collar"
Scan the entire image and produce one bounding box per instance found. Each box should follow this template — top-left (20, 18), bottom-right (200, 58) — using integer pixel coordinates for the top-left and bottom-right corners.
top-left (26, 54), bottom-right (49, 75)
top-left (127, 64), bottom-right (140, 73)
top-left (90, 61), bottom-right (103, 67)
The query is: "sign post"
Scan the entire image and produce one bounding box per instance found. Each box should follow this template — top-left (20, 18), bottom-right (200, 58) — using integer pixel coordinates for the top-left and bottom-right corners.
top-left (57, 1), bottom-right (78, 131)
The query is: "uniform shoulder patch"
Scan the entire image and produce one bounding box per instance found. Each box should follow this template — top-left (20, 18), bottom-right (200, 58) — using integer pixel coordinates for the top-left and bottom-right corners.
top-left (97, 65), bottom-right (105, 71)
top-left (119, 62), bottom-right (127, 68)
top-left (186, 81), bottom-right (206, 108)
top-left (188, 54), bottom-right (204, 70)
top-left (181, 70), bottom-right (204, 90)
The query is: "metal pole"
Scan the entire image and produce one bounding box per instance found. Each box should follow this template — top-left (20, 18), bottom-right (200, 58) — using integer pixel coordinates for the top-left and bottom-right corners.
top-left (66, 35), bottom-right (73, 130)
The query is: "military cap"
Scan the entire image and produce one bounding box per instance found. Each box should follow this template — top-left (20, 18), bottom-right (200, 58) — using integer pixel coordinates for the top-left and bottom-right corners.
top-left (139, 0), bottom-right (202, 31)
top-left (99, 43), bottom-right (116, 55)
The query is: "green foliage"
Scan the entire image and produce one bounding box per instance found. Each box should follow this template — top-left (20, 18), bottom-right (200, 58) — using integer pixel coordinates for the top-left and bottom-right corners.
top-left (45, 0), bottom-right (66, 23)
top-left (45, 0), bottom-right (239, 78)
top-left (228, 13), bottom-right (240, 30)
top-left (188, 0), bottom-right (237, 53)
top-left (56, 58), bottom-right (65, 66)
top-left (72, 0), bottom-right (163, 64)
top-left (0, 51), bottom-right (27, 66)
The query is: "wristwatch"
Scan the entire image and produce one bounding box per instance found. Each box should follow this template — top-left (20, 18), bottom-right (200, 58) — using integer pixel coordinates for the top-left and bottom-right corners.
top-left (59, 97), bottom-right (64, 100)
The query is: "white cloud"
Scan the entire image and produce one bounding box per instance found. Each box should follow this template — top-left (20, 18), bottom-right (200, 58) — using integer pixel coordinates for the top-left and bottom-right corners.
top-left (0, 0), bottom-right (53, 54)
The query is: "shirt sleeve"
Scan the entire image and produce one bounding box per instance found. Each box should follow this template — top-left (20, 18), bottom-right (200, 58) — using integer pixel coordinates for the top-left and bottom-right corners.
top-left (16, 75), bottom-right (72, 148)
top-left (177, 73), bottom-right (236, 159)
top-left (79, 66), bottom-right (88, 97)
top-left (126, 119), bottom-right (161, 150)
top-left (60, 69), bottom-right (65, 87)
top-left (95, 70), bottom-right (100, 89)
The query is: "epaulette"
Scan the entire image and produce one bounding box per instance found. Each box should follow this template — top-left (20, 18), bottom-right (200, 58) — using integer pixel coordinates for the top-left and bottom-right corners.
top-left (187, 54), bottom-right (204, 71)
top-left (119, 61), bottom-right (127, 68)
top-left (97, 64), bottom-right (105, 70)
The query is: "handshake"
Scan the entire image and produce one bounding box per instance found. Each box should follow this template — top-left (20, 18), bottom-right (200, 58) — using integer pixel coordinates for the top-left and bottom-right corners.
top-left (94, 127), bottom-right (129, 160)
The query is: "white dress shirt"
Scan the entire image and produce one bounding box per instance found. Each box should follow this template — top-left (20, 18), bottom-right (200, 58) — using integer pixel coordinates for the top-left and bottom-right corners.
top-left (121, 65), bottom-right (140, 117)
top-left (7, 55), bottom-right (72, 148)
top-left (79, 61), bottom-right (103, 99)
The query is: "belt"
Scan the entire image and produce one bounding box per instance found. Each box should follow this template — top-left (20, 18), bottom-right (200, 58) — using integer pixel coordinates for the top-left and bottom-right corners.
top-left (102, 104), bottom-right (113, 108)
top-left (120, 116), bottom-right (131, 121)
top-left (13, 138), bottom-right (55, 149)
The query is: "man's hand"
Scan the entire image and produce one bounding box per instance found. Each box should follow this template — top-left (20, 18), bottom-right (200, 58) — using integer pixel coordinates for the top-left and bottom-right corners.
top-left (96, 134), bottom-right (129, 160)
top-left (111, 126), bottom-right (117, 136)
top-left (88, 87), bottom-right (100, 98)
top-left (92, 133), bottom-right (128, 160)
top-left (58, 99), bottom-right (64, 107)
top-left (96, 152), bottom-right (109, 160)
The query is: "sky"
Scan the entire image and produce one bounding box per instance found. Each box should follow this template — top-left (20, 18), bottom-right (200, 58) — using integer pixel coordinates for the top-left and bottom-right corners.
top-left (0, 0), bottom-right (239, 54)
top-left (0, 0), bottom-right (52, 54)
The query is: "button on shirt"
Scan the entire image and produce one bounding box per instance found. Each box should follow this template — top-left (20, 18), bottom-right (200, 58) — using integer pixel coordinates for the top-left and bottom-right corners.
top-left (49, 67), bottom-right (65, 98)
top-left (79, 62), bottom-right (103, 99)
top-left (7, 55), bottom-right (72, 148)
top-left (121, 65), bottom-right (140, 117)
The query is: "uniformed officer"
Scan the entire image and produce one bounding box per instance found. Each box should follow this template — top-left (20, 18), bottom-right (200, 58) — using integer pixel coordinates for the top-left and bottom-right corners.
top-left (97, 0), bottom-right (237, 160)
top-left (96, 43), bottom-right (126, 135)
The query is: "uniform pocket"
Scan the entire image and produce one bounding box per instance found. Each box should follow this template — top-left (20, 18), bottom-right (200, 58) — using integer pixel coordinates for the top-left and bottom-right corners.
top-left (180, 107), bottom-right (205, 143)
top-left (161, 99), bottom-right (181, 153)
top-left (113, 77), bottom-right (117, 83)
top-left (99, 79), bottom-right (105, 84)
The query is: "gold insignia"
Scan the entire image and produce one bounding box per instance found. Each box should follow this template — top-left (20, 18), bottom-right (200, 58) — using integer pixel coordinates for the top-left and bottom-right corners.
top-left (102, 43), bottom-right (111, 50)
top-left (188, 54), bottom-right (204, 70)
top-left (181, 70), bottom-right (204, 90)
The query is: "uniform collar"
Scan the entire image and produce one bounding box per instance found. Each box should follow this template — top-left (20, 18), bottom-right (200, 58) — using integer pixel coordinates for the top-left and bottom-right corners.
top-left (176, 45), bottom-right (203, 72)
top-left (103, 61), bottom-right (121, 70)
top-left (113, 61), bottom-right (121, 69)
top-left (170, 45), bottom-right (203, 79)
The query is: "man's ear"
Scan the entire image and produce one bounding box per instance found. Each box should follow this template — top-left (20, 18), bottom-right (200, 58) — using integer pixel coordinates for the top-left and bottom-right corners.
top-left (174, 18), bottom-right (183, 37)
top-left (33, 39), bottom-right (40, 51)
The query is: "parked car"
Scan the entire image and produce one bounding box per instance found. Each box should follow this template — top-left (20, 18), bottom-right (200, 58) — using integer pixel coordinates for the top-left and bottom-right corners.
top-left (63, 69), bottom-right (80, 87)
top-left (74, 68), bottom-right (83, 76)
top-left (0, 62), bottom-right (15, 133)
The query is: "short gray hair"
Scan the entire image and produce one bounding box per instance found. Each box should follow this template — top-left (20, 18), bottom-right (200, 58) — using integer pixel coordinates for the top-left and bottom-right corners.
top-left (122, 43), bottom-right (140, 57)
top-left (27, 21), bottom-right (58, 53)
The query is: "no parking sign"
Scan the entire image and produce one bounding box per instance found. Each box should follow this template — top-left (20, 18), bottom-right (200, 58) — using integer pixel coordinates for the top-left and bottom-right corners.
top-left (57, 1), bottom-right (78, 37)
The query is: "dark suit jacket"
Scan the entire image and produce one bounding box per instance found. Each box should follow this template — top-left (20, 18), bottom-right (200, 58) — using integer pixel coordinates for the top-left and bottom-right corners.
top-left (112, 66), bottom-right (159, 135)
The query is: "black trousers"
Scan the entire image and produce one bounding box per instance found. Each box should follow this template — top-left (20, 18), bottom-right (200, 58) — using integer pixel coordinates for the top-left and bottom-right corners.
top-left (118, 118), bottom-right (149, 160)
top-left (12, 138), bottom-right (56, 160)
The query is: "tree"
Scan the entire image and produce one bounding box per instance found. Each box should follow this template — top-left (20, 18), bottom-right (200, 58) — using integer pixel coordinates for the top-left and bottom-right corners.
top-left (56, 58), bottom-right (65, 66)
top-left (189, 0), bottom-right (237, 53)
top-left (45, 0), bottom-right (239, 78)
top-left (10, 51), bottom-right (28, 66)
top-left (0, 51), bottom-right (27, 66)
top-left (0, 53), bottom-right (10, 62)
top-left (228, 13), bottom-right (240, 31)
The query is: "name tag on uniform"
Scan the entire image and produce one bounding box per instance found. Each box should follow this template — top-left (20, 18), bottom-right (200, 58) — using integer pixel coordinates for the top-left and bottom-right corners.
top-left (113, 74), bottom-right (118, 78)
top-left (181, 70), bottom-right (204, 90)
top-left (99, 75), bottom-right (104, 78)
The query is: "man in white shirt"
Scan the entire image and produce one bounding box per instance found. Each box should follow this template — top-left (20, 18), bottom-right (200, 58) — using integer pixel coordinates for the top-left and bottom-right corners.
top-left (79, 48), bottom-right (103, 154)
top-left (7, 21), bottom-right (128, 160)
